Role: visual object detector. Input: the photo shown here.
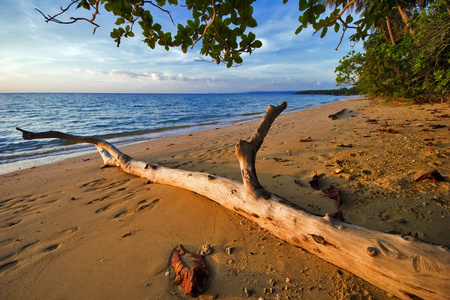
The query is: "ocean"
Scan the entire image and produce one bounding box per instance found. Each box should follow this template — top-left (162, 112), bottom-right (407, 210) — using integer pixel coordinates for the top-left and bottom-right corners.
top-left (0, 92), bottom-right (346, 174)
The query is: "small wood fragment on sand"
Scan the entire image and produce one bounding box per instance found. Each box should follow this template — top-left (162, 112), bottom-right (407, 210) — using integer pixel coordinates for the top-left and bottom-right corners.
top-left (328, 108), bottom-right (346, 120)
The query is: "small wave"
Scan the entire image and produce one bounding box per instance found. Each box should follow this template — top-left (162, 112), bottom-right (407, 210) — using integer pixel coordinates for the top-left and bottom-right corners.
top-left (242, 112), bottom-right (263, 116)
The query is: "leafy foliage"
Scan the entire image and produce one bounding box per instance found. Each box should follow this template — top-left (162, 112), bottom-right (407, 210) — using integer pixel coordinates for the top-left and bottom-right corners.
top-left (37, 0), bottom-right (262, 68)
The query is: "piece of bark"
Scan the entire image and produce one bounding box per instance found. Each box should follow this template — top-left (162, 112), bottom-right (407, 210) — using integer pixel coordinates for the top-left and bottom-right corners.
top-left (429, 124), bottom-right (446, 129)
top-left (324, 185), bottom-right (342, 208)
top-left (309, 174), bottom-right (320, 190)
top-left (415, 169), bottom-right (445, 183)
top-left (16, 103), bottom-right (450, 300)
top-left (299, 136), bottom-right (312, 142)
top-left (365, 119), bottom-right (378, 124)
top-left (328, 108), bottom-right (346, 120)
top-left (273, 157), bottom-right (290, 162)
top-left (330, 210), bottom-right (345, 222)
top-left (337, 144), bottom-right (353, 148)
top-left (377, 128), bottom-right (398, 134)
top-left (171, 245), bottom-right (209, 296)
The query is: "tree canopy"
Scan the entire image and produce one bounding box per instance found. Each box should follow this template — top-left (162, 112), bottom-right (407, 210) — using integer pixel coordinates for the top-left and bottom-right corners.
top-left (37, 0), bottom-right (448, 102)
top-left (35, 0), bottom-right (396, 67)
top-left (335, 0), bottom-right (449, 102)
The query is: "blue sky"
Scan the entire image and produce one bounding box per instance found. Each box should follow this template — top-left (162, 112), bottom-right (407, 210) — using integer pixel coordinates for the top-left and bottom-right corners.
top-left (0, 0), bottom-right (363, 93)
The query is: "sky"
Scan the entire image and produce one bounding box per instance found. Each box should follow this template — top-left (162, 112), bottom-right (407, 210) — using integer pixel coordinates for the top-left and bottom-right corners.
top-left (0, 0), bottom-right (363, 93)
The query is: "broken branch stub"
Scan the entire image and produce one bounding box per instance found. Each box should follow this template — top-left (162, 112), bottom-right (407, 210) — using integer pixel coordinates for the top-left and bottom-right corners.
top-left (235, 102), bottom-right (287, 199)
top-left (15, 103), bottom-right (450, 300)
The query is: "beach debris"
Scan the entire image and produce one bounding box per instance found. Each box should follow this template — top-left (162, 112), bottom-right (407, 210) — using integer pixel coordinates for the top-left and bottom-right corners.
top-left (81, 158), bottom-right (90, 162)
top-left (365, 119), bottom-right (378, 124)
top-left (299, 136), bottom-right (312, 142)
top-left (429, 124), bottom-right (446, 129)
top-left (200, 244), bottom-right (213, 256)
top-left (244, 287), bottom-right (253, 297)
top-left (225, 246), bottom-right (233, 255)
top-left (415, 169), bottom-right (445, 183)
top-left (324, 185), bottom-right (342, 208)
top-left (171, 244), bottom-right (210, 296)
top-left (294, 179), bottom-right (303, 187)
top-left (273, 157), bottom-right (290, 162)
top-left (121, 230), bottom-right (134, 238)
top-left (309, 174), bottom-right (320, 190)
top-left (328, 108), bottom-right (346, 120)
top-left (330, 210), bottom-right (345, 222)
top-left (334, 168), bottom-right (343, 174)
top-left (377, 128), bottom-right (398, 134)
top-left (167, 143), bottom-right (175, 146)
top-left (337, 143), bottom-right (353, 148)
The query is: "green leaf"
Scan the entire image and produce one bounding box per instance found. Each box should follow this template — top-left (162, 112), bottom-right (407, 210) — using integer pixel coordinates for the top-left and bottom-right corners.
top-left (115, 18), bottom-right (125, 25)
top-left (252, 40), bottom-right (262, 48)
top-left (313, 4), bottom-right (325, 15)
top-left (345, 15), bottom-right (353, 24)
top-left (320, 26), bottom-right (328, 38)
top-left (334, 22), bottom-right (340, 33)
top-left (248, 32), bottom-right (255, 42)
top-left (295, 25), bottom-right (305, 35)
top-left (299, 0), bottom-right (308, 11)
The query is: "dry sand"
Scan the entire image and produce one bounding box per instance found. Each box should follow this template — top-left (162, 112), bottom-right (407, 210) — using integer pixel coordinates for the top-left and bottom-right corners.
top-left (1, 98), bottom-right (449, 299)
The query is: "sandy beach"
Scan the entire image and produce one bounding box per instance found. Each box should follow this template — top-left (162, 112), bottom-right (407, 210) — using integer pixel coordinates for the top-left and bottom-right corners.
top-left (1, 97), bottom-right (449, 299)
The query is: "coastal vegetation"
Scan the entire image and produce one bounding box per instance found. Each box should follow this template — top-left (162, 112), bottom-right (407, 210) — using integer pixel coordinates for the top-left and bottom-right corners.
top-left (334, 0), bottom-right (449, 103)
top-left (296, 87), bottom-right (359, 95)
top-left (37, 0), bottom-right (448, 102)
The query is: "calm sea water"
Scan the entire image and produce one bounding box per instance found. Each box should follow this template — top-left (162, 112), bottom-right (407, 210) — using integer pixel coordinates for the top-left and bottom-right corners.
top-left (0, 92), bottom-right (345, 174)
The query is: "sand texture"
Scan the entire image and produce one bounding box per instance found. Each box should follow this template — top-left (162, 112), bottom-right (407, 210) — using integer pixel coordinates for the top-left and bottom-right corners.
top-left (1, 98), bottom-right (449, 299)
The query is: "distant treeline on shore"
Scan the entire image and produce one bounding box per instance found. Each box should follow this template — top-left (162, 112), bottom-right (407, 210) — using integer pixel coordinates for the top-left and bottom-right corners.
top-left (296, 87), bottom-right (359, 96)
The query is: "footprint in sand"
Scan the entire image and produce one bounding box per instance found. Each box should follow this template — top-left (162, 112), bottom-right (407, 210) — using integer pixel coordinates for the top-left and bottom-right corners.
top-left (80, 178), bottom-right (130, 192)
top-left (56, 227), bottom-right (79, 239)
top-left (0, 260), bottom-right (19, 274)
top-left (95, 200), bottom-right (126, 214)
top-left (114, 199), bottom-right (160, 219)
top-left (0, 219), bottom-right (22, 229)
top-left (85, 185), bottom-right (131, 205)
top-left (42, 244), bottom-right (60, 253)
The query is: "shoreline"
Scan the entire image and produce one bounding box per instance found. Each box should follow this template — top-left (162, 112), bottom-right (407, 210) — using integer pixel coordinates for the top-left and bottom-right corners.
top-left (1, 97), bottom-right (449, 299)
top-left (1, 96), bottom-right (351, 176)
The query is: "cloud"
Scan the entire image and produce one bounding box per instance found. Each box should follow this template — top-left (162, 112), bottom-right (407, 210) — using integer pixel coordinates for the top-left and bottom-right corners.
top-left (70, 68), bottom-right (205, 83)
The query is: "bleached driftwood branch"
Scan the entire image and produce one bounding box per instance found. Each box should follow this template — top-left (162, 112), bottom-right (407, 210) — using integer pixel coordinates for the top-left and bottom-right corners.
top-left (16, 102), bottom-right (450, 300)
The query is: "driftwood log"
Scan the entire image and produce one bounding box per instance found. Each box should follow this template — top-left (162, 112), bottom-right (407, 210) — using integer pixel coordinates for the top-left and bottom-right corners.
top-left (328, 108), bottom-right (346, 120)
top-left (16, 102), bottom-right (449, 300)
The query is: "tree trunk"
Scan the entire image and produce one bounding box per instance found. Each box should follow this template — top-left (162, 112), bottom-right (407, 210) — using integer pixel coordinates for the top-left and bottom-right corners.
top-left (396, 6), bottom-right (415, 36)
top-left (16, 103), bottom-right (450, 300)
top-left (385, 16), bottom-right (396, 45)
